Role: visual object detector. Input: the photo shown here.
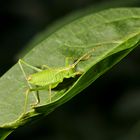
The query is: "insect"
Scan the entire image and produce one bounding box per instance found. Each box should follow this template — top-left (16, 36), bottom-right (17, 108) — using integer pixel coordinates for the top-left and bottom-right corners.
top-left (18, 48), bottom-right (94, 112)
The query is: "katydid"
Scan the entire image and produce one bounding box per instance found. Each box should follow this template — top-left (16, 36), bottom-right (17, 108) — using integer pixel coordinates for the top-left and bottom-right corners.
top-left (18, 48), bottom-right (94, 112)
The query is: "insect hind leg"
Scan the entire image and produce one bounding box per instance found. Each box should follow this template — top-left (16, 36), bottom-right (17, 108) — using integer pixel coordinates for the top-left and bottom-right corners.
top-left (18, 59), bottom-right (42, 72)
top-left (18, 59), bottom-right (40, 113)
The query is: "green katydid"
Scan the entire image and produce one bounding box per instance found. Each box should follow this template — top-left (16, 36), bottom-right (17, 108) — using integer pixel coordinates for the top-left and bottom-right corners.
top-left (18, 48), bottom-right (94, 112)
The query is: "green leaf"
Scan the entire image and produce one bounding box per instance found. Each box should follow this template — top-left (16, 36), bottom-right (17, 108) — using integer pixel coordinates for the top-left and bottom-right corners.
top-left (0, 8), bottom-right (140, 139)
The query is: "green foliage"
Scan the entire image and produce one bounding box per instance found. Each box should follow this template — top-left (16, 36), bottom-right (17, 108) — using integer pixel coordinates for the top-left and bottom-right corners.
top-left (0, 8), bottom-right (140, 139)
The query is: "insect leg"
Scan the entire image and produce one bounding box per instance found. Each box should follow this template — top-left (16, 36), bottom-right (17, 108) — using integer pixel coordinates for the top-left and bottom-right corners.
top-left (24, 89), bottom-right (30, 113)
top-left (72, 48), bottom-right (95, 67)
top-left (30, 90), bottom-right (40, 107)
top-left (18, 59), bottom-right (40, 112)
top-left (18, 59), bottom-right (42, 72)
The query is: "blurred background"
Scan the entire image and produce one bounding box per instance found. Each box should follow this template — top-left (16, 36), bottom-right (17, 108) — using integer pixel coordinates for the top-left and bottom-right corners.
top-left (1, 0), bottom-right (140, 140)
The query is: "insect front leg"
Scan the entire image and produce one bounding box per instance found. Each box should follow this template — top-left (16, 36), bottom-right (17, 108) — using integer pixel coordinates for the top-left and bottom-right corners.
top-left (72, 48), bottom-right (95, 67)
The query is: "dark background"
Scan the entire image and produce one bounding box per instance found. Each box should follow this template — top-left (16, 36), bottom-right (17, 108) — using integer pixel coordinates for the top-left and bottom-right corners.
top-left (1, 0), bottom-right (140, 140)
